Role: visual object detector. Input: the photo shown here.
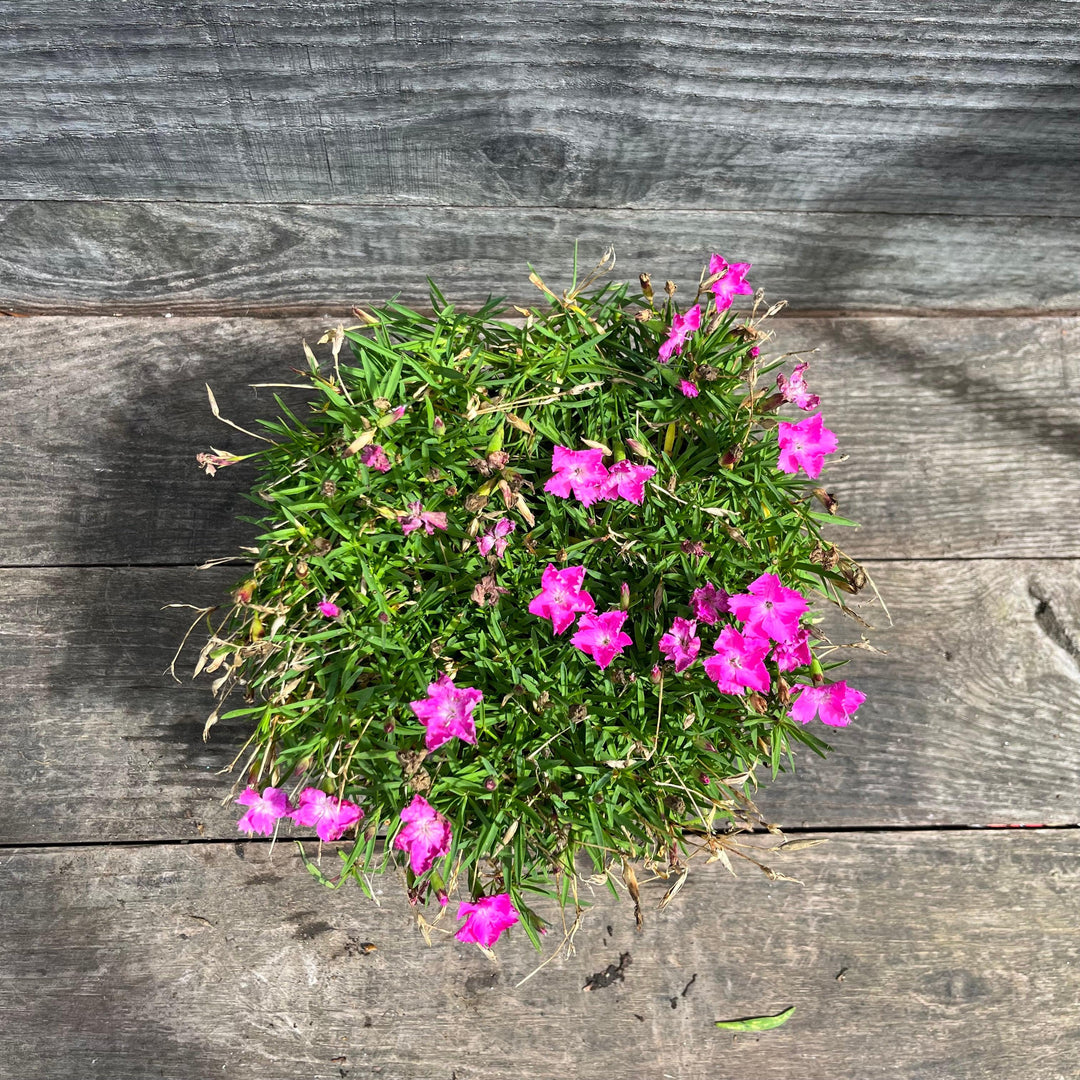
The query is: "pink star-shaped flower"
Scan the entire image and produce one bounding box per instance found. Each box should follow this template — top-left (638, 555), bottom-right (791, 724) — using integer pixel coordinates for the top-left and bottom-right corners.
top-left (709, 254), bottom-right (753, 311)
top-left (679, 379), bottom-right (699, 398)
top-left (544, 446), bottom-right (610, 507)
top-left (528, 564), bottom-right (595, 635)
top-left (408, 673), bottom-right (483, 751)
top-left (776, 412), bottom-right (838, 479)
top-left (658, 304), bottom-right (701, 363)
top-left (455, 893), bottom-right (519, 948)
top-left (658, 617), bottom-right (701, 673)
top-left (788, 681), bottom-right (866, 727)
top-left (393, 794), bottom-right (453, 875)
top-left (477, 517), bottom-right (516, 558)
top-left (702, 625), bottom-right (771, 695)
top-left (571, 610), bottom-right (633, 670)
top-left (772, 625), bottom-right (813, 672)
top-left (359, 444), bottom-right (392, 472)
top-left (235, 786), bottom-right (291, 837)
top-left (728, 573), bottom-right (808, 644)
top-left (690, 582), bottom-right (729, 626)
top-left (290, 787), bottom-right (363, 843)
top-left (398, 500), bottom-right (449, 535)
top-left (599, 459), bottom-right (656, 505)
top-left (776, 362), bottom-right (820, 410)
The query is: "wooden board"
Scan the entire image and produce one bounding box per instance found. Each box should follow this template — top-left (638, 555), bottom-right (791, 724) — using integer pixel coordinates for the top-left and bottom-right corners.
top-left (1, 315), bottom-right (1077, 565)
top-left (2, 832), bottom-right (1078, 1079)
top-left (3, 202), bottom-right (1080, 315)
top-left (3, 561), bottom-right (1079, 845)
top-left (3, 2), bottom-right (1078, 216)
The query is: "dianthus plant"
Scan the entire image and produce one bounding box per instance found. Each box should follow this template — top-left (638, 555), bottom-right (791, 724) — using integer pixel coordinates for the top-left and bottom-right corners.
top-left (194, 251), bottom-right (871, 951)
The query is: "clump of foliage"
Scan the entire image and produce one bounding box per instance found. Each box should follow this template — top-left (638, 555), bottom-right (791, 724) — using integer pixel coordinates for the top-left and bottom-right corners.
top-left (193, 250), bottom-right (869, 951)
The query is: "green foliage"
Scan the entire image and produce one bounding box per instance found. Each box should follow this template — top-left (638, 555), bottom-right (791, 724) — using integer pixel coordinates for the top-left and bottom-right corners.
top-left (196, 254), bottom-right (866, 929)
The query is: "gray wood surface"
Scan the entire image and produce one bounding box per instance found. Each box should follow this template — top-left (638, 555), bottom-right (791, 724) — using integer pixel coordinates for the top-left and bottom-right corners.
top-left (3, 2), bottom-right (1078, 216)
top-left (1, 315), bottom-right (1077, 565)
top-left (2, 202), bottom-right (1079, 315)
top-left (3, 832), bottom-right (1078, 1080)
top-left (3, 561), bottom-right (1078, 845)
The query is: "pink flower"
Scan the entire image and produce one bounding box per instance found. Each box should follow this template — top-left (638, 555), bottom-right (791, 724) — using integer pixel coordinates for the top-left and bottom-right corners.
top-left (658, 617), bottom-right (700, 673)
top-left (728, 573), bottom-right (808, 644)
top-left (750, 346), bottom-right (760, 357)
top-left (528, 564), bottom-right (595, 635)
top-left (571, 610), bottom-right (633, 670)
top-left (359, 443), bottom-right (392, 472)
top-left (776, 412), bottom-right (838, 479)
top-left (772, 626), bottom-right (812, 672)
top-left (544, 446), bottom-right (610, 507)
top-left (690, 582), bottom-right (729, 625)
top-left (709, 255), bottom-right (753, 311)
top-left (291, 787), bottom-right (363, 843)
top-left (776, 362), bottom-right (820, 411)
top-left (599, 459), bottom-right (656, 505)
top-left (455, 893), bottom-right (519, 948)
top-left (196, 450), bottom-right (242, 476)
top-left (477, 517), bottom-right (516, 558)
top-left (789, 681), bottom-right (866, 727)
top-left (658, 304), bottom-right (701, 363)
top-left (317, 598), bottom-right (341, 618)
top-left (679, 379), bottom-right (699, 398)
top-left (235, 786), bottom-right (291, 837)
top-left (393, 794), bottom-right (452, 875)
top-left (398, 500), bottom-right (449, 535)
top-left (408, 673), bottom-right (483, 751)
top-left (702, 625), bottom-right (771, 695)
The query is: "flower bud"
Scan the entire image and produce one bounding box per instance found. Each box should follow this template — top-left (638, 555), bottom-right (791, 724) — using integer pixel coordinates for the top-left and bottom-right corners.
top-left (664, 280), bottom-right (677, 296)
top-left (484, 777), bottom-right (497, 791)
top-left (650, 664), bottom-right (663, 684)
top-left (620, 582), bottom-right (630, 610)
top-left (234, 580), bottom-right (256, 605)
top-left (384, 720), bottom-right (395, 734)
top-left (625, 437), bottom-right (651, 459)
top-left (639, 272), bottom-right (654, 302)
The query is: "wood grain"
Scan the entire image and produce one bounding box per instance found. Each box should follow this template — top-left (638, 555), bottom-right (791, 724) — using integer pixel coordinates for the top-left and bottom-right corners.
top-left (2, 562), bottom-right (1078, 845)
top-left (2, 2), bottom-right (1078, 215)
top-left (2, 202), bottom-right (1079, 315)
top-left (1, 315), bottom-right (1077, 565)
top-left (2, 833), bottom-right (1078, 1079)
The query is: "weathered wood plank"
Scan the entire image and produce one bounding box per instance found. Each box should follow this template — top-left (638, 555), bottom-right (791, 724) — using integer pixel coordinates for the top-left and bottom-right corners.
top-left (1, 315), bottom-right (1077, 565)
top-left (2, 202), bottom-right (1079, 315)
top-left (2, 562), bottom-right (1078, 844)
top-left (2, 833), bottom-right (1078, 1079)
top-left (2, 2), bottom-right (1078, 216)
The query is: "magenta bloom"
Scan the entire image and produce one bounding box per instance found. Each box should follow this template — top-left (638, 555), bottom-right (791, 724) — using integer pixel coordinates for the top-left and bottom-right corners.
top-left (393, 794), bottom-right (452, 875)
top-left (398, 500), bottom-right (449, 536)
top-left (571, 610), bottom-right (633, 670)
top-left (709, 254), bottom-right (753, 311)
top-left (235, 786), bottom-right (291, 837)
top-left (477, 517), bottom-right (516, 558)
top-left (702, 625), bottom-right (771, 695)
top-left (544, 445), bottom-right (610, 507)
top-left (776, 362), bottom-right (820, 411)
top-left (528, 564), bottom-right (595, 635)
top-left (679, 379), bottom-right (699, 398)
top-left (658, 617), bottom-right (701, 673)
top-left (690, 582), bottom-right (729, 626)
top-left (599, 459), bottom-right (656, 505)
top-left (776, 412), bottom-right (838, 479)
top-left (291, 787), bottom-right (363, 843)
top-left (728, 573), bottom-right (808, 644)
top-left (789, 681), bottom-right (866, 727)
top-left (455, 893), bottom-right (519, 948)
top-left (408, 672), bottom-right (483, 751)
top-left (772, 626), bottom-right (813, 672)
top-left (317, 598), bottom-right (341, 618)
top-left (359, 444), bottom-right (392, 472)
top-left (658, 304), bottom-right (701, 363)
